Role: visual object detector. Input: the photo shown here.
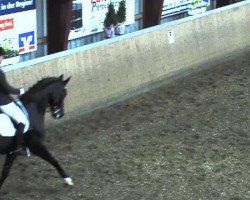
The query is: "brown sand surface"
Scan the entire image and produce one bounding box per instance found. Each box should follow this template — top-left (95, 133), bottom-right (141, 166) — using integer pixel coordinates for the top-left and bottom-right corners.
top-left (0, 49), bottom-right (249, 199)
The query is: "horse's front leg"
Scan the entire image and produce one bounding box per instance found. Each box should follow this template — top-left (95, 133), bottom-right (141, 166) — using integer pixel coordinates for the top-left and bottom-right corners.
top-left (29, 141), bottom-right (74, 186)
top-left (0, 153), bottom-right (17, 190)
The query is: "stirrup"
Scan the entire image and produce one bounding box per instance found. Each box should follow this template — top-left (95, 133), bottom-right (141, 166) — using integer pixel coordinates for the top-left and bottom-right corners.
top-left (26, 147), bottom-right (31, 157)
top-left (10, 147), bottom-right (31, 157)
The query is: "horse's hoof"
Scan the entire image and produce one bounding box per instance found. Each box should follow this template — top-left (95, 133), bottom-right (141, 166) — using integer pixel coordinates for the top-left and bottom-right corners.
top-left (64, 177), bottom-right (74, 186)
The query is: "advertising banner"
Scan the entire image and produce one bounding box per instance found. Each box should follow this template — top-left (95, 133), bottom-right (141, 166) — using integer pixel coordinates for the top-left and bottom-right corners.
top-left (0, 0), bottom-right (37, 54)
top-left (162, 0), bottom-right (210, 17)
top-left (0, 0), bottom-right (35, 15)
top-left (69, 0), bottom-right (135, 40)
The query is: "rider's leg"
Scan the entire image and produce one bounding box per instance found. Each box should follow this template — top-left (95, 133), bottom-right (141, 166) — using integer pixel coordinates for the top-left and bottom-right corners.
top-left (0, 102), bottom-right (29, 153)
top-left (13, 123), bottom-right (25, 152)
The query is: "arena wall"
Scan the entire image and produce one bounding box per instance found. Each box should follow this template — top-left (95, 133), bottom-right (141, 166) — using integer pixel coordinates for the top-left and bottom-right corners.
top-left (4, 1), bottom-right (250, 122)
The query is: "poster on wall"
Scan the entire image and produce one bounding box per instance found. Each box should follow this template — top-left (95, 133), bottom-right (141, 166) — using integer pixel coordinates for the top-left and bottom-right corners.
top-left (0, 0), bottom-right (37, 54)
top-left (162, 0), bottom-right (210, 17)
top-left (69, 0), bottom-right (135, 40)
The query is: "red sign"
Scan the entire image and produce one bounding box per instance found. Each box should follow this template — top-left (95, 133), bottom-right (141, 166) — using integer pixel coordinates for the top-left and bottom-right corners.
top-left (0, 18), bottom-right (14, 31)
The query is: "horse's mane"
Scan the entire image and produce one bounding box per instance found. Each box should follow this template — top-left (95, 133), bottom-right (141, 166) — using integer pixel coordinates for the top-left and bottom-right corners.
top-left (27, 77), bottom-right (59, 94)
top-left (21, 77), bottom-right (60, 103)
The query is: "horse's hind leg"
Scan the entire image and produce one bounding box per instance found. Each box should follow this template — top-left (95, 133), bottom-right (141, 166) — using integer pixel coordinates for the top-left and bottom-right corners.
top-left (30, 142), bottom-right (74, 186)
top-left (0, 153), bottom-right (17, 190)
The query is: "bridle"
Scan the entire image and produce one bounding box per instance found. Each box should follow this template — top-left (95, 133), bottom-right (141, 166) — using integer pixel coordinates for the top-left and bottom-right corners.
top-left (51, 105), bottom-right (62, 119)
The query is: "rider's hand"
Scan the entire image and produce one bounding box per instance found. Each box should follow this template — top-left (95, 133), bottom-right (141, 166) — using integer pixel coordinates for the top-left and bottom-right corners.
top-left (19, 87), bottom-right (25, 95)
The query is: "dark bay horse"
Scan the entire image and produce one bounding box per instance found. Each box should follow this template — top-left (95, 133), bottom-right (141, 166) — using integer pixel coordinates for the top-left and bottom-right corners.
top-left (0, 75), bottom-right (73, 189)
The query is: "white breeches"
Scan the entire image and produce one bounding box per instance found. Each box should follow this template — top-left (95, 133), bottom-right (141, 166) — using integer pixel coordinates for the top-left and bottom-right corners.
top-left (0, 102), bottom-right (29, 133)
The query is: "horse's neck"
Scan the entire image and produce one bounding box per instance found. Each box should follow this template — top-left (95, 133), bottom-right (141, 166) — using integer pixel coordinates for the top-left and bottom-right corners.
top-left (21, 87), bottom-right (50, 112)
top-left (20, 98), bottom-right (46, 132)
top-left (19, 79), bottom-right (58, 133)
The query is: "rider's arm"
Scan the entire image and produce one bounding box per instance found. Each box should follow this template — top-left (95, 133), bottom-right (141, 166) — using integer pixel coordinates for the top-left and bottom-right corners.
top-left (0, 69), bottom-right (21, 95)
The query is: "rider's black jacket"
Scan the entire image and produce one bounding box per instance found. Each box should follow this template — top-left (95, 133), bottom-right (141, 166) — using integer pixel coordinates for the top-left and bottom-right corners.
top-left (0, 69), bottom-right (20, 105)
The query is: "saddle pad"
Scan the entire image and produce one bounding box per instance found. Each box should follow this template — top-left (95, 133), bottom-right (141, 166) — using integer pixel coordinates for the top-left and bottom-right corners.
top-left (0, 114), bottom-right (16, 137)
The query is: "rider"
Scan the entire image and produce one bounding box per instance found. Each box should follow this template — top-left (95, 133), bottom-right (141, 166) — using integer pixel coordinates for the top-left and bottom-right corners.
top-left (0, 47), bottom-right (29, 155)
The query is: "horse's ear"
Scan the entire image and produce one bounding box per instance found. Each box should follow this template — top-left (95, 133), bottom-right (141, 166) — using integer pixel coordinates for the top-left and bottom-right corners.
top-left (59, 74), bottom-right (64, 81)
top-left (63, 76), bottom-right (71, 85)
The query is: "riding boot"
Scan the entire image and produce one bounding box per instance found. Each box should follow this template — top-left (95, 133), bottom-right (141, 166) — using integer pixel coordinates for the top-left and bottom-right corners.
top-left (13, 123), bottom-right (27, 155)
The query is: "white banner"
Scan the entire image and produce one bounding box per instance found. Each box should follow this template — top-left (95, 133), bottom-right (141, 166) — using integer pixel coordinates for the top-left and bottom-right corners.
top-left (69, 0), bottom-right (135, 40)
top-left (0, 0), bottom-right (37, 54)
top-left (162, 0), bottom-right (210, 17)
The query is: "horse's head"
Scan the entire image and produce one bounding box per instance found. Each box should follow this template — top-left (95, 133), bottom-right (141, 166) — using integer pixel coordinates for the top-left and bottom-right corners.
top-left (22, 74), bottom-right (71, 119)
top-left (48, 75), bottom-right (71, 119)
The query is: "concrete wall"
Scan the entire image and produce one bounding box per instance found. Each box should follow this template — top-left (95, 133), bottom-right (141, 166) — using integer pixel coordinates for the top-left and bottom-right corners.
top-left (4, 1), bottom-right (250, 120)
